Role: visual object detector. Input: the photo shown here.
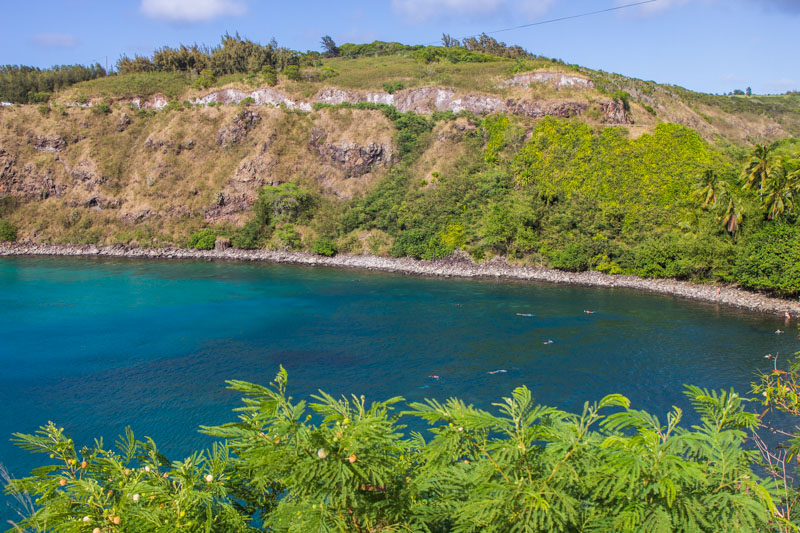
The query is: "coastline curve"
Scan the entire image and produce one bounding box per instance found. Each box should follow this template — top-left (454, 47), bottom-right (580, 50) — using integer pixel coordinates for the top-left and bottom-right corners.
top-left (2, 242), bottom-right (799, 318)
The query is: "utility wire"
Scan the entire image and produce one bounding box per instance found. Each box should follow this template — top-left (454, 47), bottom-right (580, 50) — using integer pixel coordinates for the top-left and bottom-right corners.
top-left (425, 0), bottom-right (658, 45)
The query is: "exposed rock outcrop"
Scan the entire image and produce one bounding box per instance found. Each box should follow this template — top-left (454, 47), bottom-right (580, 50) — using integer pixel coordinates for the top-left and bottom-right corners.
top-left (69, 160), bottom-right (118, 209)
top-left (180, 81), bottom-right (630, 124)
top-left (500, 72), bottom-right (594, 89)
top-left (33, 135), bottom-right (66, 152)
top-left (216, 110), bottom-right (261, 146)
top-left (205, 138), bottom-right (278, 222)
top-left (116, 113), bottom-right (131, 132)
top-left (194, 88), bottom-right (312, 111)
top-left (505, 100), bottom-right (589, 120)
top-left (309, 128), bottom-right (393, 177)
top-left (1, 160), bottom-right (65, 199)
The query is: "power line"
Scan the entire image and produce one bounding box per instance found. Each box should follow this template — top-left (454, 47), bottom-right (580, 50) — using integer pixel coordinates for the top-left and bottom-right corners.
top-left (426, 0), bottom-right (659, 45)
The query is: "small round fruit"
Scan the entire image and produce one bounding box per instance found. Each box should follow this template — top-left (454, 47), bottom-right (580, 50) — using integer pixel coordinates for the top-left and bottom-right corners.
top-left (59, 478), bottom-right (67, 486)
top-left (80, 461), bottom-right (87, 469)
top-left (205, 474), bottom-right (214, 483)
top-left (348, 454), bottom-right (357, 463)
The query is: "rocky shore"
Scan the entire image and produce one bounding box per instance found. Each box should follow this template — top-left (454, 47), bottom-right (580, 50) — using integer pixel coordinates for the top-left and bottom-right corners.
top-left (2, 242), bottom-right (799, 318)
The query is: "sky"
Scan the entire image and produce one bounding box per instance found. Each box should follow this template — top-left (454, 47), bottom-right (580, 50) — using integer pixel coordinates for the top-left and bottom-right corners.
top-left (0, 0), bottom-right (798, 95)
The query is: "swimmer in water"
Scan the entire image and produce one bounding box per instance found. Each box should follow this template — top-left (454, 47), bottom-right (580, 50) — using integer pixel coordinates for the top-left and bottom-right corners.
top-left (487, 369), bottom-right (507, 375)
top-left (584, 310), bottom-right (596, 314)
top-left (776, 330), bottom-right (784, 334)
top-left (543, 340), bottom-right (554, 345)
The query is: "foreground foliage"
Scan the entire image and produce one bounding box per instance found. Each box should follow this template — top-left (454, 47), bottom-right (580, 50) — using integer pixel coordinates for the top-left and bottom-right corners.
top-left (6, 367), bottom-right (793, 532)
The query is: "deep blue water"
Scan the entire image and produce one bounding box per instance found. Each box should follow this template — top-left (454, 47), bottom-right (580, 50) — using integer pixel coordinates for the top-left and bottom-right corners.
top-left (1, 256), bottom-right (798, 522)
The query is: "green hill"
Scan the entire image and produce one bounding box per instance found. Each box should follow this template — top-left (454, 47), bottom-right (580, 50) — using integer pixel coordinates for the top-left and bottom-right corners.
top-left (1, 37), bottom-right (800, 294)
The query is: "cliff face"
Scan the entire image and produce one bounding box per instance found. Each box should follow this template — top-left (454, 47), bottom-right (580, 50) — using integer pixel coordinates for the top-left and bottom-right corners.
top-left (122, 84), bottom-right (630, 126)
top-left (0, 67), bottom-right (795, 247)
top-left (0, 104), bottom-right (398, 241)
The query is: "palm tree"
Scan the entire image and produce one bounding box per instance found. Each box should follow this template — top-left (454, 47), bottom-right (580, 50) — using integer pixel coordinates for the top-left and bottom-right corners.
top-left (694, 169), bottom-right (722, 208)
top-left (742, 143), bottom-right (771, 199)
top-left (762, 157), bottom-right (800, 220)
top-left (718, 195), bottom-right (744, 234)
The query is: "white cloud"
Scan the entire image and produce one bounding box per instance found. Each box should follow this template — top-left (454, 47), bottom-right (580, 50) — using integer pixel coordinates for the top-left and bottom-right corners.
top-left (141, 0), bottom-right (246, 22)
top-left (31, 33), bottom-right (80, 48)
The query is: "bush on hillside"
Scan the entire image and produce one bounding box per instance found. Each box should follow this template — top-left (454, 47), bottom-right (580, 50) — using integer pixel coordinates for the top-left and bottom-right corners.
top-left (91, 103), bottom-right (110, 115)
top-left (188, 229), bottom-right (216, 250)
top-left (283, 65), bottom-right (301, 81)
top-left (382, 81), bottom-right (405, 94)
top-left (275, 224), bottom-right (302, 250)
top-left (254, 182), bottom-right (314, 226)
top-left (313, 236), bottom-right (338, 256)
top-left (260, 65), bottom-right (278, 86)
top-left (734, 224), bottom-right (800, 295)
top-left (0, 220), bottom-right (17, 241)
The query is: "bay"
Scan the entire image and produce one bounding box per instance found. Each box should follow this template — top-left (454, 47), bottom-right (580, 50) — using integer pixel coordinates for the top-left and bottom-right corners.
top-left (0, 256), bottom-right (797, 522)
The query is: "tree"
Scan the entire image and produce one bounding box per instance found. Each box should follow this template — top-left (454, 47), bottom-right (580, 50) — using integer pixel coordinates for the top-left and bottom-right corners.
top-left (441, 33), bottom-right (460, 48)
top-left (694, 169), bottom-right (722, 208)
top-left (746, 86), bottom-right (752, 96)
top-left (7, 369), bottom-right (782, 532)
top-left (717, 190), bottom-right (744, 234)
top-left (742, 143), bottom-right (772, 200)
top-left (762, 157), bottom-right (799, 220)
top-left (320, 35), bottom-right (339, 58)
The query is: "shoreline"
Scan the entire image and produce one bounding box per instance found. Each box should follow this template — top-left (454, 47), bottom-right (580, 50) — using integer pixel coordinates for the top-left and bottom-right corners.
top-left (2, 242), bottom-right (799, 318)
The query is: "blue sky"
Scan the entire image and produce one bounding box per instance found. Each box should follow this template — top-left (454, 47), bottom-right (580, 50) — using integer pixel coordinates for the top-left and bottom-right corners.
top-left (0, 0), bottom-right (797, 95)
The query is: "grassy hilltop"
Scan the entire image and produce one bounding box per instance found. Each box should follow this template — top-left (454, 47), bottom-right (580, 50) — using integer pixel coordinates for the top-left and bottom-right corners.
top-left (1, 35), bottom-right (800, 294)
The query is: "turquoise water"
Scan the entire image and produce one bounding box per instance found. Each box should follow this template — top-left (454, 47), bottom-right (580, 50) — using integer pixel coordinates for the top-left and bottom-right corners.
top-left (1, 256), bottom-right (798, 520)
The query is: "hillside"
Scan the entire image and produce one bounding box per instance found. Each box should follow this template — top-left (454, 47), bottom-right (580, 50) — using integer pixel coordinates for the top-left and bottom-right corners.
top-left (2, 42), bottom-right (800, 295)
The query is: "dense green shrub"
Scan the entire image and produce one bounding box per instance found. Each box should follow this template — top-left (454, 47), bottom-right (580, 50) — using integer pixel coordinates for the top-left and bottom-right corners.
top-left (312, 236), bottom-right (338, 256)
top-left (382, 81), bottom-right (405, 94)
top-left (231, 220), bottom-right (266, 249)
top-left (339, 41), bottom-right (421, 59)
top-left (188, 229), bottom-right (216, 250)
top-left (6, 368), bottom-right (784, 532)
top-left (412, 46), bottom-right (496, 64)
top-left (91, 102), bottom-right (110, 115)
top-left (283, 65), bottom-right (301, 81)
top-left (0, 220), bottom-right (17, 241)
top-left (260, 65), bottom-right (277, 86)
top-left (630, 236), bottom-right (697, 279)
top-left (254, 182), bottom-right (313, 226)
top-left (275, 224), bottom-right (302, 250)
top-left (36, 104), bottom-right (50, 116)
top-left (734, 224), bottom-right (800, 295)
top-left (318, 66), bottom-right (339, 80)
top-left (192, 68), bottom-right (216, 89)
